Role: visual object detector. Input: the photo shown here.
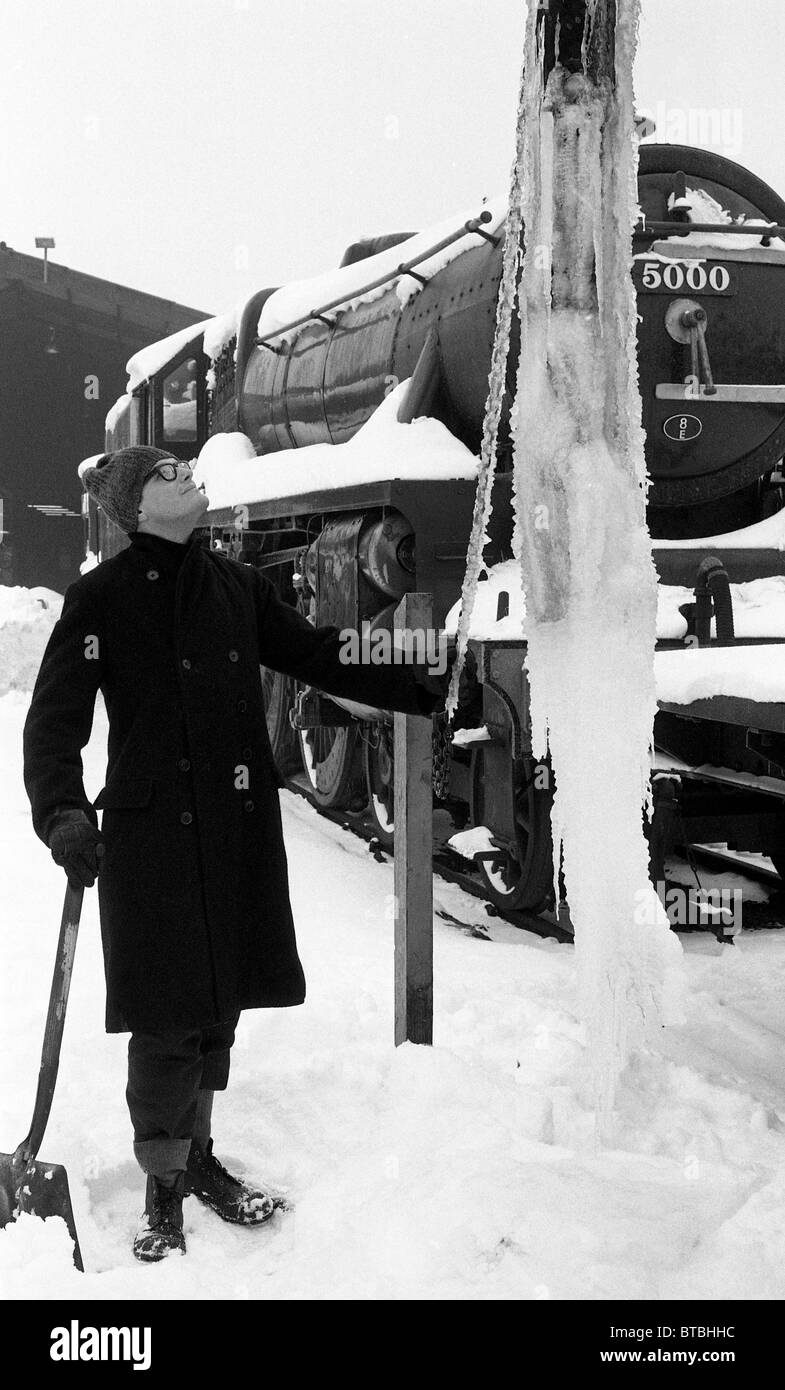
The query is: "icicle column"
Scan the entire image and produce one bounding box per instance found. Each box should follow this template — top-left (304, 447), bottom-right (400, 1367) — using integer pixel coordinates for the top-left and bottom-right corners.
top-left (512, 0), bottom-right (683, 1128)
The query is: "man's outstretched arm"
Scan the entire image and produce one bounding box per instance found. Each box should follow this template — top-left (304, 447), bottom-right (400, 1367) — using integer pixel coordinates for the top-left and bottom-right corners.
top-left (251, 568), bottom-right (442, 717)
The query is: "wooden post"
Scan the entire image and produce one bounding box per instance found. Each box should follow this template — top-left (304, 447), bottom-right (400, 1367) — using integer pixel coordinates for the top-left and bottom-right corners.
top-left (394, 592), bottom-right (434, 1045)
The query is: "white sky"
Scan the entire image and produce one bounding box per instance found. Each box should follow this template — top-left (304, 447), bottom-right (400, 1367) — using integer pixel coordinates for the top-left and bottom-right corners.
top-left (2, 0), bottom-right (784, 317)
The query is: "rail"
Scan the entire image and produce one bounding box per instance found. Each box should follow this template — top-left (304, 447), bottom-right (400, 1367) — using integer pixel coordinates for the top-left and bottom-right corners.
top-left (633, 221), bottom-right (785, 240)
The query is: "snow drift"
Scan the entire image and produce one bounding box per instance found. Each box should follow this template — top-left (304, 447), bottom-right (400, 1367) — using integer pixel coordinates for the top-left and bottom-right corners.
top-left (0, 587), bottom-right (63, 697)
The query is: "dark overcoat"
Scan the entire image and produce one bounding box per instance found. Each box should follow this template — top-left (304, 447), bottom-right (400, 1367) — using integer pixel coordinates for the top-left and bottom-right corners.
top-left (23, 532), bottom-right (434, 1033)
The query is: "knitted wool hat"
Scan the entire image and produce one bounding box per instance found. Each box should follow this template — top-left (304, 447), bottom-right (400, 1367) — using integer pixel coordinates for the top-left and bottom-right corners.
top-left (81, 446), bottom-right (176, 533)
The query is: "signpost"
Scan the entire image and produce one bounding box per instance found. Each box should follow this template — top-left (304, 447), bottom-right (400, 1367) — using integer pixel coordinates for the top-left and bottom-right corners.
top-left (393, 592), bottom-right (434, 1045)
top-left (34, 236), bottom-right (55, 284)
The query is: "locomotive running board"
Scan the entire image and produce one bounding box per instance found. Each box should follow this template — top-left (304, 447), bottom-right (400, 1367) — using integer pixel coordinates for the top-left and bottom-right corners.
top-left (651, 548), bottom-right (785, 585)
top-left (658, 694), bottom-right (785, 735)
top-left (655, 384), bottom-right (785, 403)
top-left (653, 749), bottom-right (785, 799)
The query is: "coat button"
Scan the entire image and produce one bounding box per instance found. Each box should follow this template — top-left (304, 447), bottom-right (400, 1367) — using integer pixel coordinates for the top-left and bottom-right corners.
top-left (178, 758), bottom-right (191, 772)
top-left (182, 658), bottom-right (192, 670)
top-left (242, 746), bottom-right (252, 759)
top-left (146, 569), bottom-right (159, 581)
top-left (237, 699), bottom-right (247, 713)
top-left (243, 799), bottom-right (255, 813)
top-left (180, 811), bottom-right (193, 825)
top-left (228, 650), bottom-right (239, 662)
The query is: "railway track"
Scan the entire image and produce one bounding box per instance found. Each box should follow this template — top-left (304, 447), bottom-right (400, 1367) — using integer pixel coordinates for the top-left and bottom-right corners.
top-left (281, 770), bottom-right (785, 940)
top-left (281, 769), bottom-right (575, 941)
top-left (670, 842), bottom-right (785, 933)
top-left (685, 843), bottom-right (782, 886)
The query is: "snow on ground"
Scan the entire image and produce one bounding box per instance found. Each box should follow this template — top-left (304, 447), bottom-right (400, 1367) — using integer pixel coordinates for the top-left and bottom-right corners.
top-left (1, 673), bottom-right (785, 1300)
top-left (0, 588), bottom-right (63, 696)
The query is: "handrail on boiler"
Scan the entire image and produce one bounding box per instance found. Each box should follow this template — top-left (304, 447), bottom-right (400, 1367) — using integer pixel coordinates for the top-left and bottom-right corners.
top-left (252, 210), bottom-right (498, 351)
top-left (633, 221), bottom-right (785, 239)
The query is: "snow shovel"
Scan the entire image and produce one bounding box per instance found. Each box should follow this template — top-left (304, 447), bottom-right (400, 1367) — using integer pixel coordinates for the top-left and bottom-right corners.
top-left (0, 882), bottom-right (85, 1270)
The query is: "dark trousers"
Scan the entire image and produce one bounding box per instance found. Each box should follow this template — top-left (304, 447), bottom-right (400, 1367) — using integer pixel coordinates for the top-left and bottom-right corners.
top-left (127, 1016), bottom-right (239, 1178)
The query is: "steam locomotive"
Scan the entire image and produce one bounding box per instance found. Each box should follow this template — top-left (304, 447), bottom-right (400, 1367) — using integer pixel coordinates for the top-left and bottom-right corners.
top-left (90, 141), bottom-right (785, 915)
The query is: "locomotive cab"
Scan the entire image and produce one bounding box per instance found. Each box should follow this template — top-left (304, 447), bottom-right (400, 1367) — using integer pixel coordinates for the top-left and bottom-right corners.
top-left (92, 331), bottom-right (211, 562)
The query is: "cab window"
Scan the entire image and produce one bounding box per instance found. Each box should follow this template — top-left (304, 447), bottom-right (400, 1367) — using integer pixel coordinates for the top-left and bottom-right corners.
top-left (162, 358), bottom-right (198, 442)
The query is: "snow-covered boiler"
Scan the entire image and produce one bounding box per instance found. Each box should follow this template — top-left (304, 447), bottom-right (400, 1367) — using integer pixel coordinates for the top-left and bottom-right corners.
top-left (94, 138), bottom-right (785, 917)
top-left (225, 146), bottom-right (785, 543)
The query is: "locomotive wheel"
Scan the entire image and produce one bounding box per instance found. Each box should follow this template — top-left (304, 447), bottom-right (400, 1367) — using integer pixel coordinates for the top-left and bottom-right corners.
top-left (259, 559), bottom-right (302, 778)
top-left (469, 748), bottom-right (555, 913)
top-left (299, 723), bottom-right (365, 810)
top-left (260, 666), bottom-right (300, 776)
top-left (363, 722), bottom-right (395, 850)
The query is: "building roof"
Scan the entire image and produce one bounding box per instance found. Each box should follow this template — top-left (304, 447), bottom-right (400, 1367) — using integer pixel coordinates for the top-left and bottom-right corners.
top-left (0, 242), bottom-right (210, 336)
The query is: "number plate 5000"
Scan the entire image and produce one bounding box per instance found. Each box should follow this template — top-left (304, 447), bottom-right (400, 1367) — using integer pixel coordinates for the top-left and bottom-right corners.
top-left (636, 260), bottom-right (734, 294)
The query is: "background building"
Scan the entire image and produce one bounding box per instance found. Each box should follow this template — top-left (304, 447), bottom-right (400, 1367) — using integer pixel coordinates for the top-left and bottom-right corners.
top-left (0, 244), bottom-right (209, 591)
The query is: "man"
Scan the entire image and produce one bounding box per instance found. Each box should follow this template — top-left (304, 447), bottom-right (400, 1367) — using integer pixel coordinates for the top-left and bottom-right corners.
top-left (23, 446), bottom-right (440, 1262)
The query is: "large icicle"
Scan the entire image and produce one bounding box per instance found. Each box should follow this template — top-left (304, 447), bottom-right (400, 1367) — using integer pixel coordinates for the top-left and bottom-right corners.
top-left (512, 0), bottom-right (683, 1130)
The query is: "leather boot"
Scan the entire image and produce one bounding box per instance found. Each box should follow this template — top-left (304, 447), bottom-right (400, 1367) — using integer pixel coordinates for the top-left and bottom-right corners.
top-left (184, 1139), bottom-right (275, 1225)
top-left (133, 1173), bottom-right (186, 1261)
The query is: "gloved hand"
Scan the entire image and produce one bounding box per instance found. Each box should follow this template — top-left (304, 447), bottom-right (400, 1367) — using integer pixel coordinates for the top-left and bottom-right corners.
top-left (48, 810), bottom-right (105, 888)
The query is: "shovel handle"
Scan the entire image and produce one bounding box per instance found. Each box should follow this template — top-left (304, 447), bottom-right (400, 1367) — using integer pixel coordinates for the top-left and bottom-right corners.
top-left (14, 881), bottom-right (84, 1168)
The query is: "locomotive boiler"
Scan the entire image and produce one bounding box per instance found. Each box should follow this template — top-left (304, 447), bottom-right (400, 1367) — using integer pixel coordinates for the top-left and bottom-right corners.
top-left (91, 140), bottom-right (785, 915)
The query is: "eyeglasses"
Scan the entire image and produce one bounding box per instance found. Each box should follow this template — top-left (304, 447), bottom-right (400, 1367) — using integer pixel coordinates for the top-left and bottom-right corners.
top-left (147, 459), bottom-right (195, 483)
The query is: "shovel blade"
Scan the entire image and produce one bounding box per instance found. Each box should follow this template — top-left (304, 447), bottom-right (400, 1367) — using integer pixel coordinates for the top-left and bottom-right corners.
top-left (0, 1152), bottom-right (83, 1271)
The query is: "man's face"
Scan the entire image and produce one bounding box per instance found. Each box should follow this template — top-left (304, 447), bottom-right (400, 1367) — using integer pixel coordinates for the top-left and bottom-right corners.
top-left (137, 459), bottom-right (210, 528)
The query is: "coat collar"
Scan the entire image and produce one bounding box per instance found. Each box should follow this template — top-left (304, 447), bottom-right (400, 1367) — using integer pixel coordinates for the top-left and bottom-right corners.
top-left (128, 530), bottom-right (201, 577)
